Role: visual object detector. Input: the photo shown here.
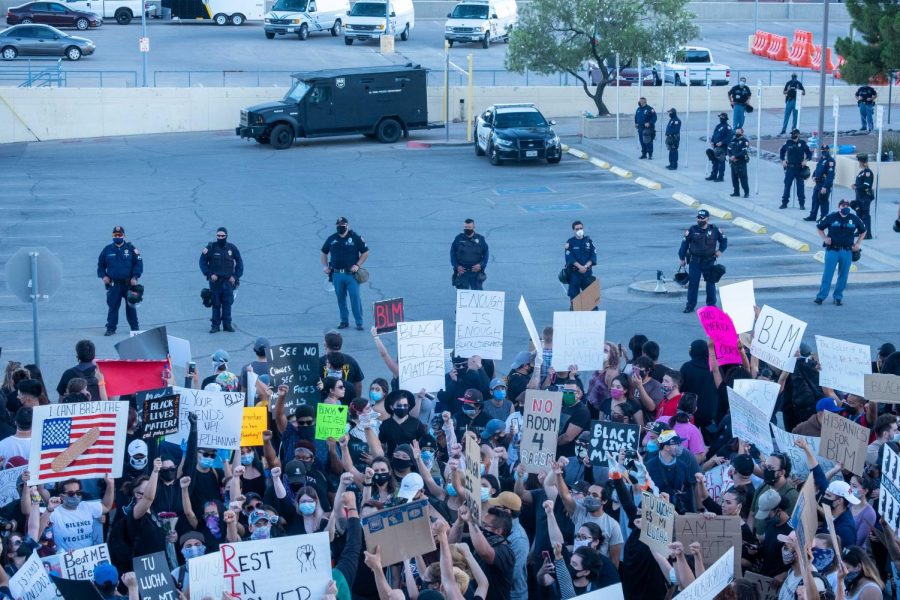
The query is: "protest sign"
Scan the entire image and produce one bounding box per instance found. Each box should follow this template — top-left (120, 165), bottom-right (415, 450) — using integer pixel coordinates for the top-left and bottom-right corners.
top-left (865, 374), bottom-right (900, 403)
top-left (750, 305), bottom-right (807, 371)
top-left (50, 576), bottom-right (103, 599)
top-left (552, 311), bottom-right (606, 371)
top-left (519, 390), bottom-right (562, 473)
top-left (267, 343), bottom-right (319, 409)
top-left (576, 583), bottom-right (624, 600)
top-left (10, 552), bottom-right (61, 600)
top-left (315, 403), bottom-right (348, 440)
top-left (0, 465), bottom-right (25, 506)
top-left (820, 410), bottom-right (869, 476)
top-left (464, 435), bottom-right (482, 524)
top-left (189, 552), bottom-right (223, 600)
top-left (744, 572), bottom-right (778, 600)
top-left (361, 499), bottom-right (436, 566)
top-left (240, 406), bottom-right (267, 446)
top-left (674, 514), bottom-right (742, 577)
top-left (166, 387), bottom-right (244, 450)
top-left (703, 463), bottom-right (734, 503)
top-left (133, 551), bottom-right (178, 600)
top-left (697, 307), bottom-right (742, 366)
top-left (220, 532), bottom-right (331, 600)
top-left (116, 326), bottom-right (169, 360)
top-left (726, 388), bottom-right (773, 454)
top-left (572, 279), bottom-right (601, 311)
top-left (588, 421), bottom-right (640, 466)
top-left (95, 360), bottom-right (168, 397)
top-left (518, 296), bottom-right (543, 363)
top-left (141, 392), bottom-right (180, 439)
top-left (60, 543), bottom-right (110, 580)
top-left (879, 444), bottom-right (900, 535)
top-left (374, 298), bottom-right (404, 334)
top-left (790, 474), bottom-right (818, 551)
top-left (28, 401), bottom-right (129, 485)
top-left (397, 320), bottom-right (445, 393)
top-left (674, 548), bottom-right (735, 600)
top-left (816, 335), bottom-right (872, 396)
top-left (770, 424), bottom-right (834, 480)
top-left (719, 280), bottom-right (756, 334)
top-left (166, 335), bottom-right (191, 371)
top-left (732, 379), bottom-right (779, 421)
top-left (639, 491), bottom-right (674, 555)
top-left (247, 370), bottom-right (258, 406)
top-left (454, 290), bottom-right (505, 360)
top-left (822, 505), bottom-right (842, 557)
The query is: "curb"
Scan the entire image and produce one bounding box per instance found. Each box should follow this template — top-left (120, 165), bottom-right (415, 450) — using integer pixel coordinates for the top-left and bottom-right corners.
top-left (771, 232), bottom-right (810, 252)
top-left (567, 147), bottom-right (589, 159)
top-left (813, 250), bottom-right (859, 272)
top-left (732, 217), bottom-right (768, 234)
top-left (610, 165), bottom-right (633, 178)
top-left (628, 270), bottom-right (900, 296)
top-left (635, 177), bottom-right (662, 190)
top-left (589, 157), bottom-right (611, 169)
top-left (698, 203), bottom-right (733, 220)
top-left (672, 192), bottom-right (701, 208)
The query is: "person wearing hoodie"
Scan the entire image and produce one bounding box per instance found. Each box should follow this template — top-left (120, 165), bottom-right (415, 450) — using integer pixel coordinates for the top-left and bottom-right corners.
top-left (665, 108), bottom-right (681, 170)
top-left (679, 340), bottom-right (719, 435)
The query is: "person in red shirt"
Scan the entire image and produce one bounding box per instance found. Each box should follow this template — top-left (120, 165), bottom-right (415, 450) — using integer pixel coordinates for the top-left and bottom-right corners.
top-left (655, 370), bottom-right (684, 420)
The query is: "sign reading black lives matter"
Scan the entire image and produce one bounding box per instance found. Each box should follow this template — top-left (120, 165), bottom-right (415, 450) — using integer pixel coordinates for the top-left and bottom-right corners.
top-left (141, 393), bottom-right (180, 438)
top-left (268, 343), bottom-right (319, 409)
top-left (519, 390), bottom-right (563, 473)
top-left (880, 444), bottom-right (900, 535)
top-left (589, 420), bottom-right (640, 465)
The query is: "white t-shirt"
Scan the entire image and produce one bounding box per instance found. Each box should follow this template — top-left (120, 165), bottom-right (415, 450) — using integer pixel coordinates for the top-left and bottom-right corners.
top-left (571, 505), bottom-right (625, 559)
top-left (0, 435), bottom-right (30, 465)
top-left (49, 500), bottom-right (103, 551)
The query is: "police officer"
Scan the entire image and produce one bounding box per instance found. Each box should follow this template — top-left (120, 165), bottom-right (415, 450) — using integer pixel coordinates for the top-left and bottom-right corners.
top-left (851, 153), bottom-right (875, 237)
top-left (199, 227), bottom-right (244, 333)
top-left (97, 225), bottom-right (143, 336)
top-left (451, 218), bottom-right (489, 290)
top-left (563, 220), bottom-right (597, 307)
top-left (814, 199), bottom-right (866, 306)
top-left (728, 77), bottom-right (752, 129)
top-left (321, 217), bottom-right (369, 330)
top-left (804, 144), bottom-right (836, 222)
top-left (706, 113), bottom-right (732, 182)
top-left (678, 210), bottom-right (727, 313)
top-left (779, 129), bottom-right (812, 209)
top-left (665, 108), bottom-right (681, 170)
top-left (780, 73), bottom-right (805, 135)
top-left (727, 127), bottom-right (750, 198)
top-left (634, 97), bottom-right (657, 159)
top-left (855, 84), bottom-right (878, 132)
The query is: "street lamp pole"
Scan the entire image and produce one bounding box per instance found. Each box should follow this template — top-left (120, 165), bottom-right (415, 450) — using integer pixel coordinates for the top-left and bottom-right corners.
top-left (816, 0), bottom-right (830, 152)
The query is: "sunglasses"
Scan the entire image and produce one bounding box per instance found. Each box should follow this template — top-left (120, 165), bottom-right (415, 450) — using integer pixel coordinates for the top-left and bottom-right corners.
top-left (253, 515), bottom-right (279, 525)
top-left (112, 233), bottom-right (124, 238)
top-left (199, 452), bottom-right (217, 458)
top-left (62, 491), bottom-right (83, 498)
top-left (296, 419), bottom-right (314, 426)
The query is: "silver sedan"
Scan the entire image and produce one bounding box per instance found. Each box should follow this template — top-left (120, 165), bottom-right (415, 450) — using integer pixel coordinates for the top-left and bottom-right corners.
top-left (0, 23), bottom-right (95, 60)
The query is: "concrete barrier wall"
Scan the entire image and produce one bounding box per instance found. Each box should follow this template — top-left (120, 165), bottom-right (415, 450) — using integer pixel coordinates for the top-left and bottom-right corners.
top-left (0, 84), bottom-right (886, 144)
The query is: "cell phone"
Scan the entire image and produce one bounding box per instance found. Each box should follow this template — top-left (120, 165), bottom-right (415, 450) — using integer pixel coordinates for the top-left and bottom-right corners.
top-left (188, 362), bottom-right (196, 375)
top-left (542, 550), bottom-right (552, 563)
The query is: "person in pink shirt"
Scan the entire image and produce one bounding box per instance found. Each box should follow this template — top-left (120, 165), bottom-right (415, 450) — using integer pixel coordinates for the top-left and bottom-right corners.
top-left (659, 393), bottom-right (706, 462)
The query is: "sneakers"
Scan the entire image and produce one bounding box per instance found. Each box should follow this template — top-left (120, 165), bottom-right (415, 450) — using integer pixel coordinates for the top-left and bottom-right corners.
top-left (337, 322), bottom-right (349, 329)
top-left (813, 298), bottom-right (823, 305)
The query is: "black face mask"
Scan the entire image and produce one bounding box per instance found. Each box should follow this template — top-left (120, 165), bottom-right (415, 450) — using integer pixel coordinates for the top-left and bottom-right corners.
top-left (392, 407), bottom-right (409, 419)
top-left (372, 473), bottom-right (390, 487)
top-left (792, 135), bottom-right (800, 141)
top-left (719, 118), bottom-right (727, 123)
top-left (821, 497), bottom-right (835, 509)
top-left (391, 457), bottom-right (413, 472)
top-left (336, 225), bottom-right (348, 235)
top-left (762, 468), bottom-right (779, 485)
top-left (216, 237), bottom-right (227, 247)
top-left (159, 468), bottom-right (177, 483)
top-left (464, 229), bottom-right (474, 237)
top-left (297, 425), bottom-right (316, 440)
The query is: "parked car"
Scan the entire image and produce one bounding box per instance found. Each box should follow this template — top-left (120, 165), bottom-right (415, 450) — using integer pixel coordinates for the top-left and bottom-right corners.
top-left (474, 103), bottom-right (562, 165)
top-left (0, 24), bottom-right (94, 59)
top-left (656, 46), bottom-right (730, 86)
top-left (6, 1), bottom-right (101, 29)
top-left (604, 66), bottom-right (660, 87)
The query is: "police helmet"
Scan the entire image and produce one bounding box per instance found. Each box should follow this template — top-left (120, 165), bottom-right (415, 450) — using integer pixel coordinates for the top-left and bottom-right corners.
top-left (852, 249), bottom-right (862, 262)
top-left (674, 270), bottom-right (690, 286)
top-left (201, 287), bottom-right (212, 308)
top-left (126, 284), bottom-right (144, 305)
top-left (714, 146), bottom-right (727, 160)
top-left (800, 165), bottom-right (811, 180)
top-left (745, 104), bottom-right (754, 113)
top-left (705, 148), bottom-right (716, 161)
top-left (894, 218), bottom-right (900, 233)
top-left (558, 268), bottom-right (570, 284)
top-left (709, 264), bottom-right (727, 283)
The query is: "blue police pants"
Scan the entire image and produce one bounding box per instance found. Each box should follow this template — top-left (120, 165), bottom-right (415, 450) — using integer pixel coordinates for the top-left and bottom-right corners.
top-left (782, 166), bottom-right (805, 206)
top-left (638, 128), bottom-right (653, 157)
top-left (809, 184), bottom-right (831, 220)
top-left (210, 279), bottom-right (234, 327)
top-left (333, 272), bottom-right (363, 326)
top-left (669, 147), bottom-right (678, 168)
top-left (733, 104), bottom-right (746, 129)
top-left (106, 280), bottom-right (138, 332)
top-left (686, 258), bottom-right (717, 309)
top-left (816, 248), bottom-right (852, 302)
top-left (859, 104), bottom-right (874, 131)
top-left (567, 271), bottom-right (593, 299)
top-left (782, 100), bottom-right (798, 133)
top-left (457, 270), bottom-right (484, 291)
top-left (711, 158), bottom-right (726, 180)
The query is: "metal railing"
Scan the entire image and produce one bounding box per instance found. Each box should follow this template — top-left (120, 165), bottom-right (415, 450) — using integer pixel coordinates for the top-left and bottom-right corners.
top-left (0, 59), bottom-right (64, 88)
top-left (152, 70), bottom-right (296, 88)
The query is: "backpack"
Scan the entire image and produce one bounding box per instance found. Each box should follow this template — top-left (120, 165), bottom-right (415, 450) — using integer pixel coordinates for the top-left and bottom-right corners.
top-left (73, 364), bottom-right (101, 402)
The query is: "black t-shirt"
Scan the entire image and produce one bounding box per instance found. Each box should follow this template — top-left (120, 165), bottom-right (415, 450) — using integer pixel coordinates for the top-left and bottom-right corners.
top-left (56, 362), bottom-right (101, 400)
top-left (319, 352), bottom-right (364, 402)
top-left (506, 371), bottom-right (530, 405)
top-left (125, 506), bottom-right (166, 556)
top-left (477, 539), bottom-right (515, 600)
top-left (453, 410), bottom-right (491, 441)
top-left (378, 417), bottom-right (425, 456)
top-left (557, 401), bottom-right (591, 458)
top-left (189, 468), bottom-right (223, 509)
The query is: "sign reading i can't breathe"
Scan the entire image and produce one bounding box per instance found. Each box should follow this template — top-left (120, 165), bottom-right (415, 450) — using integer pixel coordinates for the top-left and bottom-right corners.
top-left (519, 390), bottom-right (562, 473)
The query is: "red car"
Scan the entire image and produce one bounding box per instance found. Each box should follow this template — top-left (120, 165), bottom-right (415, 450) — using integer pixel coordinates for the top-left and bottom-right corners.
top-left (6, 2), bottom-right (102, 30)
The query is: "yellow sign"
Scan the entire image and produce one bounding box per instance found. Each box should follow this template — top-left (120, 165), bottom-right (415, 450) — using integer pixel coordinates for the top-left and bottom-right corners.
top-left (240, 406), bottom-right (267, 447)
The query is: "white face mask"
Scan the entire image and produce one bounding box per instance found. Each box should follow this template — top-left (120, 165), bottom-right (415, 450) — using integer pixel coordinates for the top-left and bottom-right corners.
top-left (573, 539), bottom-right (590, 550)
top-left (575, 229), bottom-right (585, 239)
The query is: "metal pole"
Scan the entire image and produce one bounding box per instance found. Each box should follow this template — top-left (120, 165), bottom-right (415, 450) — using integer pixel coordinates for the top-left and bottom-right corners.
top-left (466, 54), bottom-right (473, 143)
top-left (833, 95), bottom-right (839, 152)
top-left (29, 252), bottom-right (40, 367)
top-left (754, 0), bottom-right (759, 37)
top-left (889, 70), bottom-right (894, 124)
top-left (141, 5), bottom-right (147, 88)
top-left (816, 0), bottom-right (830, 146)
top-left (875, 105), bottom-right (884, 233)
top-left (385, 0), bottom-right (391, 34)
top-left (615, 53), bottom-right (620, 140)
top-left (685, 67), bottom-right (690, 167)
top-left (756, 81), bottom-right (762, 194)
top-left (444, 41), bottom-right (450, 142)
top-left (797, 90), bottom-right (803, 131)
top-left (637, 57), bottom-right (642, 100)
top-left (660, 64), bottom-right (667, 155)
top-left (705, 79), bottom-right (711, 145)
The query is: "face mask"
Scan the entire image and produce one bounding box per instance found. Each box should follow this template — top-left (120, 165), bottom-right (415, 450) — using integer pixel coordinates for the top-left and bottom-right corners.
top-left (369, 390), bottom-right (383, 403)
top-left (462, 406), bottom-right (477, 417)
top-left (820, 497), bottom-right (834, 509)
top-left (480, 464), bottom-right (486, 476)
top-left (840, 207), bottom-right (851, 216)
top-left (298, 501), bottom-right (317, 516)
top-left (113, 238), bottom-right (124, 246)
top-left (241, 454), bottom-right (254, 466)
top-left (762, 468), bottom-right (778, 485)
top-left (583, 497), bottom-right (602, 512)
top-left (812, 548), bottom-right (835, 571)
top-left (782, 547), bottom-right (796, 565)
top-left (199, 457), bottom-right (216, 469)
top-left (216, 237), bottom-right (227, 246)
top-left (391, 457), bottom-right (413, 472)
top-left (250, 526), bottom-right (271, 540)
top-left (336, 225), bottom-right (347, 235)
top-left (464, 229), bottom-right (474, 237)
top-left (446, 483), bottom-right (458, 497)
top-left (845, 569), bottom-right (862, 587)
top-left (792, 135), bottom-right (799, 140)
top-left (671, 444), bottom-right (684, 456)
top-left (130, 456), bottom-right (147, 470)
top-left (646, 440), bottom-right (659, 453)
top-left (563, 394), bottom-right (578, 408)
top-left (62, 495), bottom-right (81, 509)
top-left (421, 451), bottom-right (435, 468)
top-left (661, 385), bottom-right (673, 395)
top-left (159, 468), bottom-right (177, 483)
top-left (610, 388), bottom-right (624, 400)
top-left (893, 432), bottom-right (900, 443)
top-left (372, 473), bottom-right (390, 487)
top-left (182, 545), bottom-right (206, 560)
top-left (573, 539), bottom-right (590, 550)
top-left (765, 513), bottom-right (781, 527)
top-left (719, 117), bottom-right (727, 122)
top-left (492, 390), bottom-right (507, 401)
top-left (575, 230), bottom-right (585, 239)
top-left (392, 406), bottom-right (409, 419)
top-left (481, 487), bottom-right (491, 503)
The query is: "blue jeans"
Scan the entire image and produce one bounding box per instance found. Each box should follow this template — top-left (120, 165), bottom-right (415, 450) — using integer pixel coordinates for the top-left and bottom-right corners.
top-left (333, 272), bottom-right (363, 326)
top-left (686, 258), bottom-right (717, 309)
top-left (782, 100), bottom-right (797, 132)
top-left (817, 248), bottom-right (852, 301)
top-left (859, 104), bottom-right (874, 131)
top-left (209, 278), bottom-right (234, 327)
top-left (733, 103), bottom-right (746, 129)
top-left (782, 166), bottom-right (805, 206)
top-left (106, 280), bottom-right (138, 332)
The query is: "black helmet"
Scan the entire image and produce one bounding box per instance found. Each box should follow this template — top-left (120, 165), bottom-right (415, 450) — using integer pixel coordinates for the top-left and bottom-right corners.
top-left (800, 165), bottom-right (811, 180)
top-left (894, 218), bottom-right (900, 233)
top-left (126, 284), bottom-right (144, 305)
top-left (852, 249), bottom-right (862, 262)
top-left (558, 268), bottom-right (569, 284)
top-left (710, 264), bottom-right (727, 283)
top-left (674, 270), bottom-right (689, 285)
top-left (705, 148), bottom-right (716, 161)
top-left (201, 287), bottom-right (212, 308)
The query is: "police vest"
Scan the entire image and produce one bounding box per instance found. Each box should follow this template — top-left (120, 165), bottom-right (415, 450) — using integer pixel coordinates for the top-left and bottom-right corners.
top-left (688, 226), bottom-right (718, 258)
top-left (455, 238), bottom-right (484, 266)
top-left (785, 141), bottom-right (806, 165)
top-left (207, 244), bottom-right (237, 277)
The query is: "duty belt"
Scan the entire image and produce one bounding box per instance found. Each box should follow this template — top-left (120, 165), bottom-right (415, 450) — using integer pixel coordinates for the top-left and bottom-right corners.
top-left (332, 268), bottom-right (353, 273)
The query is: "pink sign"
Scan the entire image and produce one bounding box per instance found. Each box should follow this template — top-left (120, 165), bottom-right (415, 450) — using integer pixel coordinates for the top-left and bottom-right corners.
top-left (697, 307), bottom-right (742, 366)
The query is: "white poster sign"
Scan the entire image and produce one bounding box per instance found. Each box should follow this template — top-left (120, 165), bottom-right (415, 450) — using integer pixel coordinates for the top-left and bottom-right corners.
top-left (727, 388), bottom-right (774, 454)
top-left (189, 552), bottom-right (223, 600)
top-left (674, 547), bottom-right (735, 600)
top-left (166, 387), bottom-right (245, 450)
top-left (397, 320), bottom-right (445, 393)
top-left (167, 335), bottom-right (192, 370)
top-left (718, 280), bottom-right (756, 334)
top-left (10, 552), bottom-right (60, 600)
top-left (0, 465), bottom-right (25, 506)
top-left (60, 544), bottom-right (110, 580)
top-left (770, 424), bottom-right (835, 481)
top-left (732, 379), bottom-right (779, 421)
top-left (750, 305), bottom-right (807, 371)
top-left (518, 296), bottom-right (543, 365)
top-left (454, 290), bottom-right (505, 360)
top-left (704, 463), bottom-right (734, 502)
top-left (815, 335), bottom-right (872, 396)
top-left (551, 311), bottom-right (606, 371)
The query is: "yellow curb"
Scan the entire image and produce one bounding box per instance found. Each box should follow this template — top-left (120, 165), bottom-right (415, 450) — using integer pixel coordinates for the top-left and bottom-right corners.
top-left (698, 203), bottom-right (733, 220)
top-left (771, 232), bottom-right (810, 252)
top-left (609, 165), bottom-right (633, 178)
top-left (635, 176), bottom-right (662, 190)
top-left (567, 148), bottom-right (589, 159)
top-left (561, 144), bottom-right (569, 152)
top-left (672, 192), bottom-right (701, 208)
top-left (589, 157), bottom-right (611, 169)
top-left (732, 217), bottom-right (767, 234)
top-left (813, 250), bottom-right (858, 271)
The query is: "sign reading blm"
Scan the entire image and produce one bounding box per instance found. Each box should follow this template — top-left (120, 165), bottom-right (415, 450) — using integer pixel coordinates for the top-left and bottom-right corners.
top-left (268, 343), bottom-right (319, 408)
top-left (519, 390), bottom-right (562, 473)
top-left (374, 298), bottom-right (404, 334)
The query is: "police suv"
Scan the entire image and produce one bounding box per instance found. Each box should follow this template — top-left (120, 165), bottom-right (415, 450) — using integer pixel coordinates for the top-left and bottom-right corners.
top-left (474, 103), bottom-right (562, 165)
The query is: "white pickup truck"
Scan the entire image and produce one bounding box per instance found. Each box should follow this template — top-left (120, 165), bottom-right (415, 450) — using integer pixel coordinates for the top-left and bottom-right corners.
top-left (656, 46), bottom-right (730, 86)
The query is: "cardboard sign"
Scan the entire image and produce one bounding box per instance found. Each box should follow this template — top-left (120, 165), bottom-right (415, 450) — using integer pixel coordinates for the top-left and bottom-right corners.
top-left (0, 465), bottom-right (25, 506)
top-left (519, 390), bottom-right (562, 473)
top-left (240, 406), bottom-right (268, 447)
top-left (267, 343), bottom-right (320, 409)
top-left (588, 421), bottom-right (640, 466)
top-left (726, 387), bottom-right (773, 454)
top-left (28, 401), bottom-right (129, 485)
top-left (115, 326), bottom-right (169, 360)
top-left (732, 379), bottom-right (779, 421)
top-left (361, 499), bottom-right (436, 566)
top-left (770, 424), bottom-right (835, 480)
top-left (133, 551), bottom-right (178, 600)
top-left (220, 532), bottom-right (331, 600)
top-left (576, 583), bottom-right (625, 600)
top-left (816, 335), bottom-right (872, 396)
top-left (822, 505), bottom-right (842, 556)
top-left (743, 572), bottom-right (778, 600)
top-left (10, 552), bottom-right (60, 600)
top-left (572, 278), bottom-right (601, 311)
top-left (374, 298), bottom-right (404, 334)
top-left (820, 410), bottom-right (869, 475)
top-left (866, 374), bottom-right (900, 403)
top-left (703, 463), bottom-right (734, 502)
top-left (188, 552), bottom-right (223, 600)
top-left (551, 311), bottom-right (606, 370)
top-left (789, 474), bottom-right (818, 551)
top-left (518, 296), bottom-right (543, 362)
top-left (719, 280), bottom-right (756, 334)
top-left (750, 305), bottom-right (807, 371)
top-left (454, 290), bottom-right (505, 360)
top-left (674, 514), bottom-right (742, 577)
top-left (315, 404), bottom-right (348, 440)
top-left (879, 444), bottom-right (900, 535)
top-left (697, 307), bottom-right (742, 366)
top-left (463, 435), bottom-right (482, 524)
top-left (141, 392), bottom-right (180, 439)
top-left (60, 543), bottom-right (110, 580)
top-left (639, 491), bottom-right (674, 555)
top-left (397, 320), bottom-right (445, 393)
top-left (166, 387), bottom-right (244, 450)
top-left (673, 548), bottom-right (735, 600)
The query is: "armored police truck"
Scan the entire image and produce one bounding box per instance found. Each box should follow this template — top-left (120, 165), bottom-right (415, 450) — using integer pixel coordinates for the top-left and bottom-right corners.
top-left (236, 65), bottom-right (441, 149)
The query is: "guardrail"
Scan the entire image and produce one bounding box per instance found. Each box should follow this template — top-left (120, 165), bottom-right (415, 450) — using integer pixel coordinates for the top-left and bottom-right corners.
top-left (0, 59), bottom-right (64, 88)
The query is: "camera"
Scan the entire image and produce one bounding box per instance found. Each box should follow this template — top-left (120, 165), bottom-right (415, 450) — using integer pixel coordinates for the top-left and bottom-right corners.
top-left (623, 450), bottom-right (639, 472)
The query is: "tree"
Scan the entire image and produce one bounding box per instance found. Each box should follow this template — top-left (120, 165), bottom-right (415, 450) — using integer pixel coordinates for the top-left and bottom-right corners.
top-left (505, 0), bottom-right (698, 116)
top-left (835, 0), bottom-right (900, 84)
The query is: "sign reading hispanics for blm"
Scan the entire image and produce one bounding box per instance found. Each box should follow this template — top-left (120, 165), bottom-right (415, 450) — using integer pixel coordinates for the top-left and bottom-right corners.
top-left (519, 390), bottom-right (563, 473)
top-left (454, 290), bottom-right (505, 360)
top-left (268, 343), bottom-right (319, 408)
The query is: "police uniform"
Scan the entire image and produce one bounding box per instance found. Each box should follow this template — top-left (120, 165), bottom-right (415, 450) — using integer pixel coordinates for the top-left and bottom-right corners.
top-left (856, 85), bottom-right (877, 132)
top-left (853, 159), bottom-right (875, 236)
top-left (678, 211), bottom-right (727, 312)
top-left (779, 133), bottom-right (813, 209)
top-left (707, 114), bottom-right (733, 181)
top-left (781, 76), bottom-right (805, 134)
top-left (665, 109), bottom-right (681, 170)
top-left (728, 82), bottom-right (752, 129)
top-left (815, 203), bottom-right (867, 305)
top-left (634, 102), bottom-right (657, 159)
top-left (199, 227), bottom-right (244, 333)
top-left (806, 148), bottom-right (836, 221)
top-left (322, 219), bottom-right (369, 329)
top-left (727, 133), bottom-right (750, 197)
top-left (451, 230), bottom-right (489, 290)
top-left (97, 225), bottom-right (143, 335)
top-left (564, 233), bottom-right (598, 299)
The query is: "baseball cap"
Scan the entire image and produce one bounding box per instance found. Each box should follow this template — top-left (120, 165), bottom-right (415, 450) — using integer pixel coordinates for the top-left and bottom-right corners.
top-left (488, 491), bottom-right (522, 512)
top-left (336, 216), bottom-right (349, 225)
top-left (253, 338), bottom-right (270, 354)
top-left (816, 397), bottom-right (841, 413)
top-left (397, 473), bottom-right (424, 501)
top-left (827, 480), bottom-right (861, 505)
top-left (791, 128), bottom-right (801, 135)
top-left (839, 198), bottom-right (851, 207)
top-left (284, 460), bottom-right (308, 483)
top-left (754, 488), bottom-right (782, 520)
top-left (718, 112), bottom-right (728, 119)
top-left (489, 377), bottom-right (506, 390)
top-left (697, 209), bottom-right (710, 219)
top-left (243, 492), bottom-right (263, 507)
top-left (419, 434), bottom-right (438, 451)
top-left (857, 152), bottom-right (868, 161)
top-left (112, 225), bottom-right (125, 234)
top-left (127, 439), bottom-right (148, 457)
top-left (481, 419), bottom-right (506, 440)
top-left (94, 563), bottom-right (118, 586)
top-left (248, 509), bottom-right (271, 525)
top-left (211, 349), bottom-right (230, 365)
top-left (657, 430), bottom-right (683, 446)
top-left (459, 389), bottom-right (483, 405)
top-left (510, 351), bottom-right (534, 370)
top-left (644, 421), bottom-right (667, 437)
top-left (731, 454), bottom-right (755, 477)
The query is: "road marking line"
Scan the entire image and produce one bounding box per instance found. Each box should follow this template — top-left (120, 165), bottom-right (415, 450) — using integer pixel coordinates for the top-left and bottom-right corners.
top-left (672, 192), bottom-right (700, 208)
top-left (732, 217), bottom-right (767, 234)
top-left (771, 232), bottom-right (810, 252)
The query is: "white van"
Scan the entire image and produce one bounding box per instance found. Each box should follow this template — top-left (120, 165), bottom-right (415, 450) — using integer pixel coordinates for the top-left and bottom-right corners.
top-left (264, 0), bottom-right (349, 39)
top-left (343, 0), bottom-right (414, 44)
top-left (444, 0), bottom-right (516, 48)
top-left (60, 0), bottom-right (143, 24)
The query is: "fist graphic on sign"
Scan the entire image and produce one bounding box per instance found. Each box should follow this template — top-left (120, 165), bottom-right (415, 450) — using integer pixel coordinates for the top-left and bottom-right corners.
top-left (296, 544), bottom-right (316, 572)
